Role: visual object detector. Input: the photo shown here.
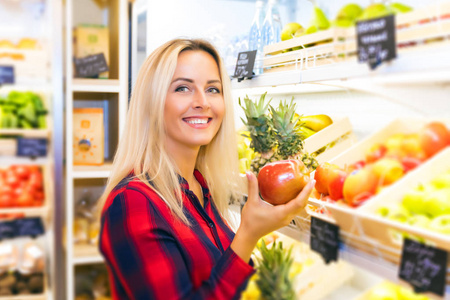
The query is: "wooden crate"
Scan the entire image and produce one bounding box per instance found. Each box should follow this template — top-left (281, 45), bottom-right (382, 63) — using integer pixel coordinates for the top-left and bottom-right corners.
top-left (303, 117), bottom-right (356, 164)
top-left (262, 2), bottom-right (450, 73)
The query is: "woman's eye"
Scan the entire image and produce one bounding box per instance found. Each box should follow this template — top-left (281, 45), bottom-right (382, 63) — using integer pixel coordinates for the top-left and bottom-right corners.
top-left (207, 87), bottom-right (221, 94)
top-left (175, 86), bottom-right (189, 92)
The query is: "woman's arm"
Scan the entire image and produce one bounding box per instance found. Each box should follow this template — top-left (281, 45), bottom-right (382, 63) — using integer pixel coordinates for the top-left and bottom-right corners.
top-left (100, 188), bottom-right (254, 300)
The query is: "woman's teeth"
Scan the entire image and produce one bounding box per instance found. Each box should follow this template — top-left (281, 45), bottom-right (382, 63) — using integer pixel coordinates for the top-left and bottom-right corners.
top-left (186, 119), bottom-right (208, 124)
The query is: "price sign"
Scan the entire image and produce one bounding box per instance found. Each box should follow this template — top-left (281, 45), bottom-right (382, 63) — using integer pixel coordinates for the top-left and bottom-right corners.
top-left (0, 66), bottom-right (14, 84)
top-left (310, 216), bottom-right (340, 264)
top-left (399, 238), bottom-right (447, 296)
top-left (234, 50), bottom-right (257, 81)
top-left (17, 138), bottom-right (48, 158)
top-left (74, 53), bottom-right (109, 78)
top-left (356, 15), bottom-right (396, 69)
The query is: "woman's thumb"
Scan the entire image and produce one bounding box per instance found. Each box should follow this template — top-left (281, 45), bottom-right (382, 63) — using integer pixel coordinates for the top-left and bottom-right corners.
top-left (246, 171), bottom-right (259, 203)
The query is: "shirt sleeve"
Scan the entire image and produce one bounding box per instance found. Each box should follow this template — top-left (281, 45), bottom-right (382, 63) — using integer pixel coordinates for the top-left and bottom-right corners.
top-left (100, 187), bottom-right (255, 300)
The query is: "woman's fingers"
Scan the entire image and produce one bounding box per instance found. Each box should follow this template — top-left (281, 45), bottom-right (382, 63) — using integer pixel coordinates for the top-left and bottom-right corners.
top-left (283, 179), bottom-right (315, 214)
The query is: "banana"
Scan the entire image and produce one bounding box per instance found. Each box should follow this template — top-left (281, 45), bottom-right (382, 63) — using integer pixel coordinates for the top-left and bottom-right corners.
top-left (301, 114), bottom-right (333, 132)
top-left (297, 126), bottom-right (316, 139)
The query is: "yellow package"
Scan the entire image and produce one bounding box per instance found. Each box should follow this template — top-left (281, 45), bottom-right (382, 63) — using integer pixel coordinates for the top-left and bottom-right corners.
top-left (73, 25), bottom-right (109, 79)
top-left (73, 108), bottom-right (104, 165)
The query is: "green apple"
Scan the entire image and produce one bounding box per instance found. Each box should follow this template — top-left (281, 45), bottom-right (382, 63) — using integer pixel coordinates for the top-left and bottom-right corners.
top-left (423, 188), bottom-right (450, 217)
top-left (337, 3), bottom-right (363, 21)
top-left (294, 27), bottom-right (306, 38)
top-left (369, 281), bottom-right (400, 300)
top-left (377, 203), bottom-right (410, 223)
top-left (430, 173), bottom-right (450, 189)
top-left (333, 18), bottom-right (355, 28)
top-left (358, 3), bottom-right (394, 21)
top-left (429, 214), bottom-right (450, 234)
top-left (310, 6), bottom-right (330, 31)
top-left (281, 22), bottom-right (303, 41)
top-left (402, 189), bottom-right (427, 215)
top-left (407, 214), bottom-right (431, 229)
top-left (389, 3), bottom-right (413, 14)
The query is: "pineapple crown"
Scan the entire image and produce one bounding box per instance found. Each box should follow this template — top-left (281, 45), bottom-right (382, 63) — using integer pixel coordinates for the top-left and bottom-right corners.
top-left (269, 98), bottom-right (302, 136)
top-left (239, 92), bottom-right (271, 121)
top-left (256, 240), bottom-right (296, 300)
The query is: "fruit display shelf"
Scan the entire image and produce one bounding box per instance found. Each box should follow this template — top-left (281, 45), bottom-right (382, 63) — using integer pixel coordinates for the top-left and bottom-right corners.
top-left (261, 2), bottom-right (450, 74)
top-left (0, 164), bottom-right (52, 218)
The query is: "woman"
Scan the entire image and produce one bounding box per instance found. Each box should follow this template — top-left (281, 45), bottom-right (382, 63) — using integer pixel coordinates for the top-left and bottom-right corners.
top-left (99, 38), bottom-right (314, 300)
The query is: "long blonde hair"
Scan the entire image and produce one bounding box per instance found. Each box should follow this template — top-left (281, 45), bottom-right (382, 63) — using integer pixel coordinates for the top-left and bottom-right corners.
top-left (99, 38), bottom-right (244, 225)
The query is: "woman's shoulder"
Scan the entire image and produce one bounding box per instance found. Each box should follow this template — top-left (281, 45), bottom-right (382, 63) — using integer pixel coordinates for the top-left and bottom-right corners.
top-left (103, 176), bottom-right (164, 213)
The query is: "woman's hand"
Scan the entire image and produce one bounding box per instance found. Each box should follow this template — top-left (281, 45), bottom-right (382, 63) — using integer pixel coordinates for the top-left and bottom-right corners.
top-left (230, 171), bottom-right (315, 263)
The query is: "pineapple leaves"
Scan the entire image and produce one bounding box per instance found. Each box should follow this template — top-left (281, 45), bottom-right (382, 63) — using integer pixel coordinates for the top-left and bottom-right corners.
top-left (255, 239), bottom-right (296, 300)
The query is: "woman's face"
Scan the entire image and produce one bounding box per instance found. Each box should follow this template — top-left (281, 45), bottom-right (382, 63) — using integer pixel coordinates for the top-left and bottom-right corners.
top-left (164, 50), bottom-right (225, 151)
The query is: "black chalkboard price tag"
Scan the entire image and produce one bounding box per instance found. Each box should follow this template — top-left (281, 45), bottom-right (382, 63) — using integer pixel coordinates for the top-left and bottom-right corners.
top-left (74, 53), bottom-right (109, 78)
top-left (234, 50), bottom-right (257, 82)
top-left (310, 216), bottom-right (340, 264)
top-left (0, 66), bottom-right (15, 84)
top-left (356, 15), bottom-right (396, 69)
top-left (399, 238), bottom-right (447, 296)
top-left (17, 138), bottom-right (48, 158)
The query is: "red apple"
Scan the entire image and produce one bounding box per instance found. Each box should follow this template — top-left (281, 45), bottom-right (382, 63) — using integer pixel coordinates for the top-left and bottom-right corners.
top-left (401, 156), bottom-right (422, 173)
top-left (346, 160), bottom-right (366, 174)
top-left (327, 168), bottom-right (347, 201)
top-left (419, 121), bottom-right (450, 158)
top-left (258, 160), bottom-right (310, 205)
top-left (343, 165), bottom-right (379, 207)
top-left (365, 144), bottom-right (387, 163)
top-left (314, 162), bottom-right (338, 195)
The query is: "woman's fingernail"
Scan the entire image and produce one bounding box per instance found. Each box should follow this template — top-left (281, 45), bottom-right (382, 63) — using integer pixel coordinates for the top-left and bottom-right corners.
top-left (246, 171), bottom-right (252, 180)
top-left (309, 179), bottom-right (316, 187)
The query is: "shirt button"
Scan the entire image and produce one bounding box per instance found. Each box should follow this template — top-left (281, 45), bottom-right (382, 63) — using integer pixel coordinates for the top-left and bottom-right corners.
top-left (209, 223), bottom-right (214, 228)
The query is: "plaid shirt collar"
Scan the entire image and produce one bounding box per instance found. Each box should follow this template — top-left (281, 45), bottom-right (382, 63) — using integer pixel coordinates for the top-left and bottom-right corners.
top-left (178, 169), bottom-right (212, 202)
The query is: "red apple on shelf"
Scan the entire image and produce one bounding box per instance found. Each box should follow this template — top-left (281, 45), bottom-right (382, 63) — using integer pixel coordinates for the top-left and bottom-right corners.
top-left (419, 121), bottom-right (450, 158)
top-left (365, 143), bottom-right (387, 163)
top-left (346, 160), bottom-right (366, 174)
top-left (343, 165), bottom-right (378, 207)
top-left (400, 156), bottom-right (422, 173)
top-left (258, 160), bottom-right (310, 205)
top-left (327, 168), bottom-right (347, 201)
top-left (314, 162), bottom-right (339, 195)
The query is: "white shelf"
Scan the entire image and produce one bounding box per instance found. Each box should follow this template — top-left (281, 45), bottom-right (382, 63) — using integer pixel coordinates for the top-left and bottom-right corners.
top-left (0, 129), bottom-right (50, 138)
top-left (72, 162), bottom-right (113, 179)
top-left (0, 293), bottom-right (48, 300)
top-left (73, 243), bottom-right (104, 265)
top-left (71, 79), bottom-right (121, 93)
top-left (231, 45), bottom-right (450, 90)
top-left (0, 206), bottom-right (50, 217)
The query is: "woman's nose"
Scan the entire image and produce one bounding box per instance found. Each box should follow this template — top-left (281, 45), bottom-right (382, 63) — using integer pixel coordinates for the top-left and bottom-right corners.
top-left (193, 90), bottom-right (210, 109)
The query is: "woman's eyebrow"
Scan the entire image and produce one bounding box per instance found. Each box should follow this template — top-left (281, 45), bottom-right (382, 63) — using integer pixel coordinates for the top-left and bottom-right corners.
top-left (171, 78), bottom-right (222, 84)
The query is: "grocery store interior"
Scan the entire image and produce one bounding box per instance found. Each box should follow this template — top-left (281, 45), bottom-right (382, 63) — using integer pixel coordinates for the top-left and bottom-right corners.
top-left (1, 0), bottom-right (450, 299)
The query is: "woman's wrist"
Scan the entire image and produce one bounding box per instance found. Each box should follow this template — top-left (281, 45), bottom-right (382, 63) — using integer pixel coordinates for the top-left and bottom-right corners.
top-left (230, 228), bottom-right (259, 263)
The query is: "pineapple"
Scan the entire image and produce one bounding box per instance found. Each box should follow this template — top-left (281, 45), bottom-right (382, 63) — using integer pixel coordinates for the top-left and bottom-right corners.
top-left (271, 100), bottom-right (318, 172)
top-left (239, 93), bottom-right (278, 173)
top-left (270, 99), bottom-right (304, 160)
top-left (255, 240), bottom-right (296, 300)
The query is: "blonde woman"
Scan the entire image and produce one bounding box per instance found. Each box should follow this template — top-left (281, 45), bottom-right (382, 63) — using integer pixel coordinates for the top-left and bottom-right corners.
top-left (99, 38), bottom-right (314, 300)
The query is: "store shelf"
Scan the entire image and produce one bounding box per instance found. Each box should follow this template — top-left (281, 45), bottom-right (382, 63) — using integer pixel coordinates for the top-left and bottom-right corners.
top-left (73, 243), bottom-right (104, 265)
top-left (71, 79), bottom-right (121, 93)
top-left (0, 206), bottom-right (50, 217)
top-left (0, 293), bottom-right (48, 300)
top-left (231, 45), bottom-right (450, 90)
top-left (72, 162), bottom-right (113, 178)
top-left (0, 129), bottom-right (50, 138)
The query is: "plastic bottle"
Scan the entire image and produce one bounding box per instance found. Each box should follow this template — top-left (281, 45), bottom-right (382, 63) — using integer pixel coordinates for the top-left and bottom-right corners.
top-left (261, 0), bottom-right (282, 48)
top-left (248, 0), bottom-right (265, 75)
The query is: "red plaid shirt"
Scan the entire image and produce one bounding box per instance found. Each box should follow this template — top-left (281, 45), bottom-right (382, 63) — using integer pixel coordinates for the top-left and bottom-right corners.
top-left (100, 170), bottom-right (255, 300)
